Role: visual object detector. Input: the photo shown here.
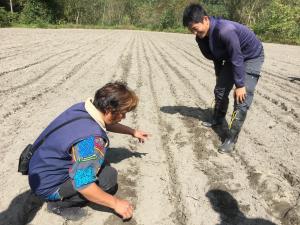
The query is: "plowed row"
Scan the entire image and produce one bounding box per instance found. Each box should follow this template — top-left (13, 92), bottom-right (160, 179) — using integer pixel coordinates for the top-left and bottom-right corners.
top-left (0, 28), bottom-right (299, 225)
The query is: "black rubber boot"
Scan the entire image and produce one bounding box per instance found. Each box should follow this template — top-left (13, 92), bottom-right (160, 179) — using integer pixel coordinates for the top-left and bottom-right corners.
top-left (203, 98), bottom-right (229, 128)
top-left (202, 116), bottom-right (224, 127)
top-left (218, 110), bottom-right (247, 154)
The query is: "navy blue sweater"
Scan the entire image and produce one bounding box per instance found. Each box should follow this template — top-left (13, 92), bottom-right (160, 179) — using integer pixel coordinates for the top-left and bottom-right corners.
top-left (28, 103), bottom-right (108, 198)
top-left (196, 16), bottom-right (263, 87)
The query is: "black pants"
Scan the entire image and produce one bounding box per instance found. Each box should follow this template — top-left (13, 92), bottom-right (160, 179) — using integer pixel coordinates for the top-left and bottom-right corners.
top-left (214, 50), bottom-right (264, 114)
top-left (53, 165), bottom-right (118, 208)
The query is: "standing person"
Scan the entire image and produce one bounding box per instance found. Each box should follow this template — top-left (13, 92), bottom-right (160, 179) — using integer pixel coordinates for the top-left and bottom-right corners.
top-left (28, 81), bottom-right (149, 220)
top-left (182, 4), bottom-right (264, 153)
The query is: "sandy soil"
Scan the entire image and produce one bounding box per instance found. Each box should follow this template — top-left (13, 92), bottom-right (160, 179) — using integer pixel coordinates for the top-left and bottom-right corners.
top-left (0, 28), bottom-right (299, 225)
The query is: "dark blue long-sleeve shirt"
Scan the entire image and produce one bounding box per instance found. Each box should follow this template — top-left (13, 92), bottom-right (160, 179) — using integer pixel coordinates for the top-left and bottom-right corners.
top-left (196, 17), bottom-right (263, 87)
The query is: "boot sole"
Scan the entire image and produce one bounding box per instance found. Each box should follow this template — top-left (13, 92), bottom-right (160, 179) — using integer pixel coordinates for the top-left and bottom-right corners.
top-left (202, 121), bottom-right (222, 128)
top-left (218, 147), bottom-right (235, 154)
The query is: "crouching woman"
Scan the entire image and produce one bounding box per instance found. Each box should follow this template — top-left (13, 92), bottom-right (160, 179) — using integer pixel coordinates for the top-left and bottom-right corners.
top-left (28, 81), bottom-right (149, 219)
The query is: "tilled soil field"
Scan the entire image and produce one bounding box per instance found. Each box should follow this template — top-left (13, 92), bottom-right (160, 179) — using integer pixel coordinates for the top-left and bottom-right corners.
top-left (0, 28), bottom-right (299, 225)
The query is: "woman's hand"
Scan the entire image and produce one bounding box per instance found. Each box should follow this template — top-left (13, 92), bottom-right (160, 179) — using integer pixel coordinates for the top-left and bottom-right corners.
top-left (132, 130), bottom-right (150, 143)
top-left (113, 197), bottom-right (134, 220)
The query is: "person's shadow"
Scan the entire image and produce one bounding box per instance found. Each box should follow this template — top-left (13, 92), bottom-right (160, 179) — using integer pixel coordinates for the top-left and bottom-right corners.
top-left (105, 147), bottom-right (148, 164)
top-left (0, 190), bottom-right (44, 225)
top-left (160, 106), bottom-right (229, 142)
top-left (206, 189), bottom-right (277, 225)
top-left (0, 148), bottom-right (146, 224)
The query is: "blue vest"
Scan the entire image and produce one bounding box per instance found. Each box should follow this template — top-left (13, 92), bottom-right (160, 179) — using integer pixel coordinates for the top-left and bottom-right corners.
top-left (28, 102), bottom-right (108, 198)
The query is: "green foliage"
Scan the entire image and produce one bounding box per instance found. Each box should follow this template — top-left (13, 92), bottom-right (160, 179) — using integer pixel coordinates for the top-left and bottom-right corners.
top-left (0, 7), bottom-right (11, 27)
top-left (0, 7), bottom-right (18, 27)
top-left (253, 0), bottom-right (300, 43)
top-left (160, 8), bottom-right (176, 29)
top-left (203, 2), bottom-right (228, 19)
top-left (3, 0), bottom-right (299, 44)
top-left (19, 0), bottom-right (53, 24)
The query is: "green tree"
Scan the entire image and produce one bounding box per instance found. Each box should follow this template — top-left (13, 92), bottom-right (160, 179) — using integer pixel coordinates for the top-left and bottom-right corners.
top-left (160, 8), bottom-right (176, 29)
top-left (19, 0), bottom-right (60, 24)
top-left (253, 0), bottom-right (300, 43)
top-left (0, 7), bottom-right (11, 26)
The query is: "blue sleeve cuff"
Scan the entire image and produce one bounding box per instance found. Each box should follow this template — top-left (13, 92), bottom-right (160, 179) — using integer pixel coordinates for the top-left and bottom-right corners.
top-left (73, 166), bottom-right (96, 190)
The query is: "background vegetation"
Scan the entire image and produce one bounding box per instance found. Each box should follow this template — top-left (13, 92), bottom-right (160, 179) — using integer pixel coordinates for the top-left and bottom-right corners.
top-left (0, 0), bottom-right (299, 44)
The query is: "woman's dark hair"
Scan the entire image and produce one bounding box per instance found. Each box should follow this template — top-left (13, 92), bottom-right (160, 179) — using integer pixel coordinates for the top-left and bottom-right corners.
top-left (182, 3), bottom-right (208, 27)
top-left (93, 81), bottom-right (138, 114)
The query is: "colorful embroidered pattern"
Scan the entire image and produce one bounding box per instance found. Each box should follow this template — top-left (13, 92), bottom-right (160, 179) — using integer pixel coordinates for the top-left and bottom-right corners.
top-left (69, 136), bottom-right (107, 190)
top-left (77, 136), bottom-right (95, 158)
top-left (95, 138), bottom-right (106, 157)
top-left (73, 166), bottom-right (96, 189)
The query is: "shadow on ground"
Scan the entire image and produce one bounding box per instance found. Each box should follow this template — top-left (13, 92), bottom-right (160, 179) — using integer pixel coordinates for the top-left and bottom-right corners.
top-left (160, 105), bottom-right (229, 142)
top-left (0, 148), bottom-right (145, 225)
top-left (106, 147), bottom-right (147, 164)
top-left (288, 77), bottom-right (300, 83)
top-left (0, 190), bottom-right (44, 225)
top-left (90, 147), bottom-right (141, 224)
top-left (88, 203), bottom-right (137, 224)
top-left (206, 189), bottom-right (277, 225)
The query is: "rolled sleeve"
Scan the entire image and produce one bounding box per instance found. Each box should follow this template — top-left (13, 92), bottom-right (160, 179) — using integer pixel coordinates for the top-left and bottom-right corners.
top-left (69, 136), bottom-right (106, 190)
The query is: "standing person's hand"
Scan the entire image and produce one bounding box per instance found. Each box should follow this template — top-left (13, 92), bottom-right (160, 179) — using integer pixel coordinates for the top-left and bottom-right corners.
top-left (132, 130), bottom-right (150, 143)
top-left (234, 87), bottom-right (246, 103)
top-left (113, 198), bottom-right (134, 219)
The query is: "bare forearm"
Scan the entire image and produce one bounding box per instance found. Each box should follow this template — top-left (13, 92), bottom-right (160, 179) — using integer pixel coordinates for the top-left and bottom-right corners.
top-left (106, 123), bottom-right (134, 135)
top-left (79, 183), bottom-right (133, 219)
top-left (79, 183), bottom-right (116, 209)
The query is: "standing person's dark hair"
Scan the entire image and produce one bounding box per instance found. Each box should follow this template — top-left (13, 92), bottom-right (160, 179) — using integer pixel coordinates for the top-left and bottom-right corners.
top-left (182, 3), bottom-right (208, 27)
top-left (182, 3), bottom-right (264, 154)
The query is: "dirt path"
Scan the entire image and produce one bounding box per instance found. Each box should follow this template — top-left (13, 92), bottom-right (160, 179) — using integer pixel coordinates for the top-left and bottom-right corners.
top-left (0, 28), bottom-right (299, 225)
